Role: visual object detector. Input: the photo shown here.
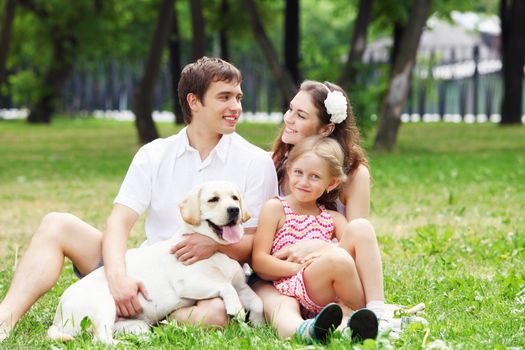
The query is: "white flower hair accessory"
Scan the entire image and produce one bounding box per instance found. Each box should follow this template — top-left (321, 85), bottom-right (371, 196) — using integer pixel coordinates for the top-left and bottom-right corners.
top-left (324, 89), bottom-right (348, 124)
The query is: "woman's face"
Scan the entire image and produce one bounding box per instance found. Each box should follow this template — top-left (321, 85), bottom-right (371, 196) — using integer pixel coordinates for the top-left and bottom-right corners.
top-left (281, 90), bottom-right (322, 145)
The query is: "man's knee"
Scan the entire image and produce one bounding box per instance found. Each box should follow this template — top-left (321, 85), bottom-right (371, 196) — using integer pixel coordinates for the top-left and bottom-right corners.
top-left (195, 298), bottom-right (228, 327)
top-left (35, 212), bottom-right (82, 242)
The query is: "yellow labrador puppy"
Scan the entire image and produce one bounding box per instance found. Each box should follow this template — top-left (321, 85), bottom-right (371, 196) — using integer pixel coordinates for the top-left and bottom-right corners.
top-left (47, 181), bottom-right (264, 344)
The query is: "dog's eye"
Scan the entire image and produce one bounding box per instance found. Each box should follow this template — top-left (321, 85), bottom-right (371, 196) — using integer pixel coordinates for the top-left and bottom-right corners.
top-left (208, 196), bottom-right (220, 203)
top-left (232, 195), bottom-right (239, 201)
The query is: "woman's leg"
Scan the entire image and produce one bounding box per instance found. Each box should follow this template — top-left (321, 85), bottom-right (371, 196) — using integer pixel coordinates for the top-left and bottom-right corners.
top-left (252, 280), bottom-right (303, 338)
top-left (0, 212), bottom-right (103, 341)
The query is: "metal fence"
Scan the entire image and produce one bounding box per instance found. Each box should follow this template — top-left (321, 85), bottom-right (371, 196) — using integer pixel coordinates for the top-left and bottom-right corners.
top-left (3, 45), bottom-right (524, 120)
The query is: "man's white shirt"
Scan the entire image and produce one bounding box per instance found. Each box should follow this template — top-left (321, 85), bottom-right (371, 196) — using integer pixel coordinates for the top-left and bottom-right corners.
top-left (114, 127), bottom-right (278, 245)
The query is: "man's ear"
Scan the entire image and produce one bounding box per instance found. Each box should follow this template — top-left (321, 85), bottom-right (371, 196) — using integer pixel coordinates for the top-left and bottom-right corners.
top-left (319, 123), bottom-right (335, 137)
top-left (187, 93), bottom-right (200, 112)
top-left (179, 185), bottom-right (202, 226)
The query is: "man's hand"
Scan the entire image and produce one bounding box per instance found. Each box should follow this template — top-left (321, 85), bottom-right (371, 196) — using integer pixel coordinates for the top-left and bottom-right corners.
top-left (171, 233), bottom-right (218, 265)
top-left (273, 239), bottom-right (331, 263)
top-left (108, 274), bottom-right (151, 317)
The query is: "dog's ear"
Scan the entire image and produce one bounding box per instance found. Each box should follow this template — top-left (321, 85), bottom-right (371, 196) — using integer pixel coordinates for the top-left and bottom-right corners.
top-left (179, 186), bottom-right (202, 226)
top-left (237, 189), bottom-right (251, 223)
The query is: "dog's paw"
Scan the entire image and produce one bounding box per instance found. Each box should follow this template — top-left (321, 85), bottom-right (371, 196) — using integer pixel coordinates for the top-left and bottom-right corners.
top-left (225, 300), bottom-right (244, 318)
top-left (245, 296), bottom-right (264, 326)
top-left (230, 308), bottom-right (247, 323)
top-left (248, 309), bottom-right (264, 326)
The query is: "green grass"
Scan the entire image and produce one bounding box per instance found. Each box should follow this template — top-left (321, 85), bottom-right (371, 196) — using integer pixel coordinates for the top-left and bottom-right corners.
top-left (1, 117), bottom-right (524, 349)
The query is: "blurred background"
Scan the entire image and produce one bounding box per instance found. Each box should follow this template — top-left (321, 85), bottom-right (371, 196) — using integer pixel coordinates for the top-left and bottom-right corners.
top-left (0, 0), bottom-right (523, 149)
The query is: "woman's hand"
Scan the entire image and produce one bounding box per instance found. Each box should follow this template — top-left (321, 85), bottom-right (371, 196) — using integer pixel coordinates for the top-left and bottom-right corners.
top-left (273, 239), bottom-right (331, 263)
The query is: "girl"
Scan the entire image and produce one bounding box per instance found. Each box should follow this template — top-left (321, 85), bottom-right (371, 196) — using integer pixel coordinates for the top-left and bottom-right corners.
top-left (252, 80), bottom-right (387, 341)
top-left (252, 136), bottom-right (377, 343)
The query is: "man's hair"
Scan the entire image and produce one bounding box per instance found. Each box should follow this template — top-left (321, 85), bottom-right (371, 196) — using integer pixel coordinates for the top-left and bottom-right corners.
top-left (178, 57), bottom-right (243, 124)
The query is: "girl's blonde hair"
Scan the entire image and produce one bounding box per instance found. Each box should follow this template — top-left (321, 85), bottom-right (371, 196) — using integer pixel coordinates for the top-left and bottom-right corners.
top-left (287, 135), bottom-right (347, 210)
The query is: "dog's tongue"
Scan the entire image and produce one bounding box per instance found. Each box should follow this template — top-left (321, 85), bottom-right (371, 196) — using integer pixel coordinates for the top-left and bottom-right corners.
top-left (222, 225), bottom-right (242, 244)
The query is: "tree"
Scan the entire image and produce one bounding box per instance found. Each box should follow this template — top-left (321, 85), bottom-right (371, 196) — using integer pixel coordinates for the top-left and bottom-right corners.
top-left (218, 0), bottom-right (230, 60)
top-left (133, 0), bottom-right (175, 144)
top-left (169, 0), bottom-right (184, 125)
top-left (189, 0), bottom-right (206, 59)
top-left (0, 0), bottom-right (17, 94)
top-left (244, 0), bottom-right (296, 105)
top-left (500, 0), bottom-right (525, 125)
top-left (19, 0), bottom-right (81, 123)
top-left (373, 0), bottom-right (433, 150)
top-left (284, 0), bottom-right (300, 85)
top-left (338, 0), bottom-right (373, 90)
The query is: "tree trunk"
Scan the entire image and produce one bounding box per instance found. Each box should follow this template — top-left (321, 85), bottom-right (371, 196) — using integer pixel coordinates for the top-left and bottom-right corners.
top-left (169, 0), bottom-right (184, 125)
top-left (338, 0), bottom-right (373, 89)
top-left (189, 0), bottom-right (206, 59)
top-left (27, 30), bottom-right (77, 123)
top-left (0, 0), bottom-right (17, 91)
top-left (500, 0), bottom-right (525, 125)
top-left (219, 0), bottom-right (229, 61)
top-left (133, 0), bottom-right (174, 144)
top-left (390, 21), bottom-right (404, 68)
top-left (373, 0), bottom-right (432, 151)
top-left (244, 0), bottom-right (297, 105)
top-left (284, 0), bottom-right (300, 85)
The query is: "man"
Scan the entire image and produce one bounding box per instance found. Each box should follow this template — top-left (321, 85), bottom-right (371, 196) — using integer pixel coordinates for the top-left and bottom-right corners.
top-left (0, 57), bottom-right (278, 341)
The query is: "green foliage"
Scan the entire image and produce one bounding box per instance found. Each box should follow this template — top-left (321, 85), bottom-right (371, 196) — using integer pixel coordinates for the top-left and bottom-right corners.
top-left (1, 119), bottom-right (524, 349)
top-left (300, 0), bottom-right (355, 82)
top-left (5, 0), bottom-right (162, 106)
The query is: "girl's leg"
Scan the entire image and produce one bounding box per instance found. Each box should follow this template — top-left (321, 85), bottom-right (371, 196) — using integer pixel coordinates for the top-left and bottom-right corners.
top-left (338, 218), bottom-right (384, 303)
top-left (252, 281), bottom-right (303, 338)
top-left (303, 247), bottom-right (365, 311)
top-left (338, 219), bottom-right (390, 334)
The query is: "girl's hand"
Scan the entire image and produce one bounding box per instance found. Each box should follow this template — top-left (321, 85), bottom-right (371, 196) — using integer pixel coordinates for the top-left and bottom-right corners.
top-left (300, 256), bottom-right (317, 270)
top-left (273, 239), bottom-right (331, 263)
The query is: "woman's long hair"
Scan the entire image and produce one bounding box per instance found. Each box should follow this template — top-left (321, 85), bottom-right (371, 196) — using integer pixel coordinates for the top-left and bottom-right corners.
top-left (272, 80), bottom-right (368, 192)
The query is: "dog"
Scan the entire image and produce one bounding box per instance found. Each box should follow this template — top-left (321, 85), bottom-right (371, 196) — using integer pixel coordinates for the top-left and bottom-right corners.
top-left (47, 181), bottom-right (264, 344)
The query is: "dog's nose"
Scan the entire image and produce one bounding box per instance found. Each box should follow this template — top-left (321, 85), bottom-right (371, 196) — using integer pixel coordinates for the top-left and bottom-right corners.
top-left (227, 206), bottom-right (239, 220)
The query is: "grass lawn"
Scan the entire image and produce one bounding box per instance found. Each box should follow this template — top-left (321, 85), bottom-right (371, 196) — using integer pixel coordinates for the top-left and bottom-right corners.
top-left (0, 117), bottom-right (524, 349)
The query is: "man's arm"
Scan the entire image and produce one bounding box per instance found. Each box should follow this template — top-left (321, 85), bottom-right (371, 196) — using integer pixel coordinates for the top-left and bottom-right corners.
top-left (103, 204), bottom-right (149, 317)
top-left (217, 227), bottom-right (255, 264)
top-left (171, 227), bottom-right (254, 265)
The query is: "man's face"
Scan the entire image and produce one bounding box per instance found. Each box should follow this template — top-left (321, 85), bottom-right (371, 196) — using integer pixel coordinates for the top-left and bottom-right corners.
top-left (194, 81), bottom-right (243, 135)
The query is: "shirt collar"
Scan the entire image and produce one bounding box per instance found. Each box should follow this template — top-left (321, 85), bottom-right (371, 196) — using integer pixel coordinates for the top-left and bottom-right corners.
top-left (213, 132), bottom-right (231, 163)
top-left (175, 127), bottom-right (231, 163)
top-left (175, 127), bottom-right (190, 158)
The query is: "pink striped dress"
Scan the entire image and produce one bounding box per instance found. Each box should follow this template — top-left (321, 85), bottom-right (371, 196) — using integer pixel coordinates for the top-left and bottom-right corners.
top-left (271, 196), bottom-right (335, 316)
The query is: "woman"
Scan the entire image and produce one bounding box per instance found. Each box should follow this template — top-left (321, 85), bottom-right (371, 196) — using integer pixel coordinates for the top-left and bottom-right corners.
top-left (252, 80), bottom-right (388, 341)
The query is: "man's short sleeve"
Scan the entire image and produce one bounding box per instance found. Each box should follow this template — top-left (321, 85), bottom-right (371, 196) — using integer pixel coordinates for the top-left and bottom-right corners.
top-left (114, 146), bottom-right (152, 215)
top-left (242, 152), bottom-right (278, 228)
